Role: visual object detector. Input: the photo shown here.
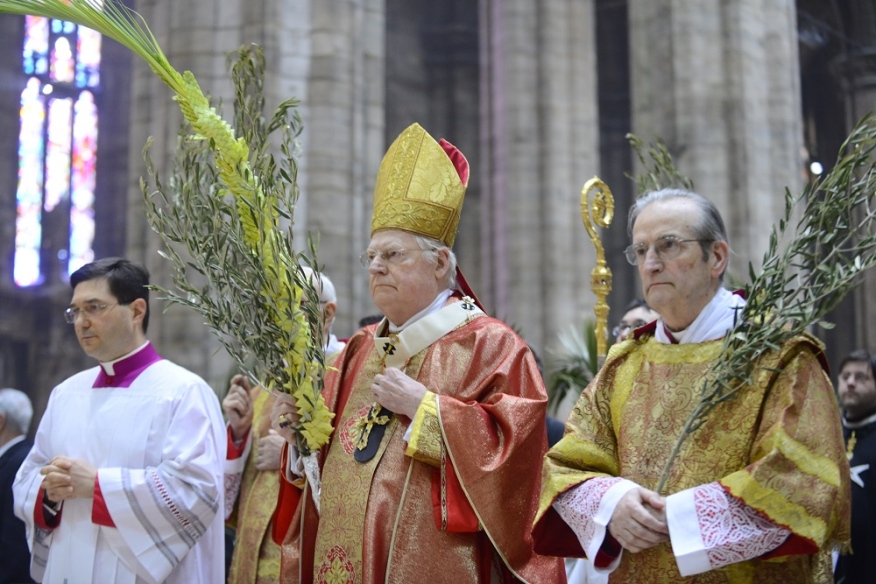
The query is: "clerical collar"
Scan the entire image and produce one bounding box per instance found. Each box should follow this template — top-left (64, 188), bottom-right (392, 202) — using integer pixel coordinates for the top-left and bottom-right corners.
top-left (93, 342), bottom-right (163, 388)
top-left (843, 409), bottom-right (876, 429)
top-left (655, 288), bottom-right (746, 345)
top-left (387, 289), bottom-right (454, 333)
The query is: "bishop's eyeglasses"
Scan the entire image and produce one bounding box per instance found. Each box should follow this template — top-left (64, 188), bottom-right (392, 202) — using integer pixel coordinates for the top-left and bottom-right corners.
top-left (358, 248), bottom-right (428, 268)
top-left (624, 235), bottom-right (712, 266)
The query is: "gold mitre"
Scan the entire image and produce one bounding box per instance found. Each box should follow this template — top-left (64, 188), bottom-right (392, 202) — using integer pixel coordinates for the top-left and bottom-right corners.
top-left (372, 123), bottom-right (469, 247)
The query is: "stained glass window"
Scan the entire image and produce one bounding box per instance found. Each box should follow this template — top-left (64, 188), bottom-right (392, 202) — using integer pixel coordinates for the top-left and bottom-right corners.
top-left (14, 14), bottom-right (102, 287)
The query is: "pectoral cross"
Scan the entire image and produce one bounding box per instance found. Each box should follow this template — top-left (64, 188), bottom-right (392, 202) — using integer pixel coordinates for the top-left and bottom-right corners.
top-left (353, 404), bottom-right (392, 451)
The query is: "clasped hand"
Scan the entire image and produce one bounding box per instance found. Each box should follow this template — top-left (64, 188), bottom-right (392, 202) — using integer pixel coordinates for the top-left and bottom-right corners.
top-left (40, 456), bottom-right (97, 503)
top-left (608, 487), bottom-right (670, 553)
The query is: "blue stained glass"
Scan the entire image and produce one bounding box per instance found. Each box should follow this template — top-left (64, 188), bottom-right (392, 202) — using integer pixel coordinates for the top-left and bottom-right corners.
top-left (14, 78), bottom-right (46, 287)
top-left (16, 13), bottom-right (103, 287)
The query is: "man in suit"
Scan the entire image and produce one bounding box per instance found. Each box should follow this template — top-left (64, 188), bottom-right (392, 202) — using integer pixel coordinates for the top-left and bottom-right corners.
top-left (0, 388), bottom-right (35, 584)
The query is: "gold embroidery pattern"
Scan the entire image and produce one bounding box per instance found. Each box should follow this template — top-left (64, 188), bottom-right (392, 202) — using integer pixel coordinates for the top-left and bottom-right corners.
top-left (316, 545), bottom-right (355, 584)
top-left (339, 405), bottom-right (372, 456)
top-left (440, 446), bottom-right (448, 531)
top-left (405, 391), bottom-right (442, 467)
top-left (541, 335), bottom-right (849, 582)
top-left (352, 405), bottom-right (391, 451)
top-left (371, 123), bottom-right (466, 247)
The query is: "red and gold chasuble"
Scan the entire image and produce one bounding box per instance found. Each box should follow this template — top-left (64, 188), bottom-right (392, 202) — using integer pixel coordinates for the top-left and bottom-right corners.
top-left (534, 333), bottom-right (850, 583)
top-left (274, 299), bottom-right (566, 583)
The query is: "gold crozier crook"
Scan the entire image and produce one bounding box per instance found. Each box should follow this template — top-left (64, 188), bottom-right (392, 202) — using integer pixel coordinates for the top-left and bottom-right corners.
top-left (580, 177), bottom-right (614, 364)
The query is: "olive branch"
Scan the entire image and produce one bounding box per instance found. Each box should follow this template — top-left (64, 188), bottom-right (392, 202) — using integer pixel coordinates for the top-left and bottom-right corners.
top-left (140, 45), bottom-right (334, 456)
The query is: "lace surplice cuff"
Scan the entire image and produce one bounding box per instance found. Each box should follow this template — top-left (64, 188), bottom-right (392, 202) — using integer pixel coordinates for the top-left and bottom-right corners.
top-left (667, 482), bottom-right (791, 577)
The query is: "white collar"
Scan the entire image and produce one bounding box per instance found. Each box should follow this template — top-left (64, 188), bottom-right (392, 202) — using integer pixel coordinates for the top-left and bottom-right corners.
top-left (843, 409), bottom-right (876, 430)
top-left (387, 289), bottom-right (454, 333)
top-left (99, 341), bottom-right (150, 376)
top-left (655, 288), bottom-right (746, 344)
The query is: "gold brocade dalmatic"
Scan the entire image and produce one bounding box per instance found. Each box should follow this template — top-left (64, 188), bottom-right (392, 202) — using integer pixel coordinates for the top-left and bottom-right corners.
top-left (535, 333), bottom-right (850, 584)
top-left (278, 307), bottom-right (566, 583)
top-left (228, 390), bottom-right (283, 584)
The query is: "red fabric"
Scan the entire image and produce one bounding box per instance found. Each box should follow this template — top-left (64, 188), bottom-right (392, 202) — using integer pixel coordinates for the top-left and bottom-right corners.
top-left (34, 487), bottom-right (62, 529)
top-left (438, 138), bottom-right (469, 187)
top-left (761, 534), bottom-right (817, 558)
top-left (532, 505), bottom-right (586, 558)
top-left (91, 476), bottom-right (115, 527)
top-left (594, 533), bottom-right (622, 567)
top-left (454, 268), bottom-right (486, 314)
top-left (271, 443), bottom-right (302, 546)
top-left (430, 458), bottom-right (479, 533)
top-left (226, 425), bottom-right (249, 460)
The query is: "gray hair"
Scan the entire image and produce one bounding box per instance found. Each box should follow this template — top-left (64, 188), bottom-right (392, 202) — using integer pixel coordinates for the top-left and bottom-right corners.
top-left (628, 188), bottom-right (729, 279)
top-left (0, 388), bottom-right (33, 435)
top-left (415, 235), bottom-right (458, 289)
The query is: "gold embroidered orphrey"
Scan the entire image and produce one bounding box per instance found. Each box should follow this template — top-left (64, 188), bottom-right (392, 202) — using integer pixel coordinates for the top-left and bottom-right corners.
top-left (352, 333), bottom-right (400, 452)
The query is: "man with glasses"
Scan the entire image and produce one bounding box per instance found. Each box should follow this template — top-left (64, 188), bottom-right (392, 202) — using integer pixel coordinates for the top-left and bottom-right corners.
top-left (13, 257), bottom-right (226, 583)
top-left (612, 299), bottom-right (659, 343)
top-left (269, 123), bottom-right (564, 582)
top-left (834, 349), bottom-right (876, 583)
top-left (534, 189), bottom-right (849, 582)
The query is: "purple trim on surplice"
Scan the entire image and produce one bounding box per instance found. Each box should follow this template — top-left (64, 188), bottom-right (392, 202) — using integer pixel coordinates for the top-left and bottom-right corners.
top-left (93, 343), bottom-right (163, 388)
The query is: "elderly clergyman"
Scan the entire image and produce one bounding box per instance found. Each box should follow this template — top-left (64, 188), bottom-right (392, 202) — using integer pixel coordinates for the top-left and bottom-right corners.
top-left (269, 123), bottom-right (565, 583)
top-left (533, 189), bottom-right (850, 583)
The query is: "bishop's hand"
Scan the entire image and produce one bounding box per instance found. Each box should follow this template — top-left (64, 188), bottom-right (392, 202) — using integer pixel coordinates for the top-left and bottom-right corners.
top-left (270, 393), bottom-right (300, 446)
top-left (371, 367), bottom-right (427, 419)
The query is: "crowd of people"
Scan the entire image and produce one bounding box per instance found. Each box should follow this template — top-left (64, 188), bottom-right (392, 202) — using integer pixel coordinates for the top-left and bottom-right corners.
top-left (0, 122), bottom-right (871, 584)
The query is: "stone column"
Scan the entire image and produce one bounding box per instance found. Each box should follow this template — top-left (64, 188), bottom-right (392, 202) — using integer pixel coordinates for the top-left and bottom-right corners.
top-left (628, 0), bottom-right (804, 277)
top-left (302, 0), bottom-right (385, 336)
top-left (479, 0), bottom-right (601, 351)
top-left (837, 0), bottom-right (876, 353)
top-left (126, 0), bottom-right (384, 385)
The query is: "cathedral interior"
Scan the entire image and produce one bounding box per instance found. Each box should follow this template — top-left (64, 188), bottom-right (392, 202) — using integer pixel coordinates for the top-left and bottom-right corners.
top-left (0, 0), bottom-right (873, 427)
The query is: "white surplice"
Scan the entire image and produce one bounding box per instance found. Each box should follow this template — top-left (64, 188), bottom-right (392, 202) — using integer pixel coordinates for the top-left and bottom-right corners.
top-left (13, 356), bottom-right (225, 584)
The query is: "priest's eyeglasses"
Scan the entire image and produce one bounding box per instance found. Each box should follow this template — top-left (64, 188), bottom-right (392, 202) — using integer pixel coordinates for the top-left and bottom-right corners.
top-left (64, 302), bottom-right (120, 323)
top-left (612, 320), bottom-right (649, 339)
top-left (624, 235), bottom-right (712, 266)
top-left (359, 248), bottom-right (427, 268)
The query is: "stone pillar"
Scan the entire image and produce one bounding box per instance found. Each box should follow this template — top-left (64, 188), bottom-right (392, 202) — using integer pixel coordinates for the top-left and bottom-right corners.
top-left (479, 0), bottom-right (601, 351)
top-left (126, 0), bottom-right (384, 386)
top-left (837, 0), bottom-right (876, 353)
top-left (628, 0), bottom-right (804, 277)
top-left (302, 0), bottom-right (385, 337)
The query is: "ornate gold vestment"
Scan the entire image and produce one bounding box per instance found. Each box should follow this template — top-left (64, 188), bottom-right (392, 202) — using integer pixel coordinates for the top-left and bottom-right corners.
top-left (228, 389), bottom-right (282, 584)
top-left (275, 306), bottom-right (565, 583)
top-left (534, 333), bottom-right (850, 583)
